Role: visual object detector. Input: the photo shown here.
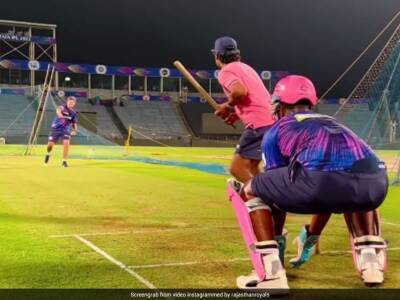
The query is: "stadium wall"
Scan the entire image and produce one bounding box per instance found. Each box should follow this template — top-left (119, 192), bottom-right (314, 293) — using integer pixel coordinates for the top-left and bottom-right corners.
top-left (179, 102), bottom-right (244, 138)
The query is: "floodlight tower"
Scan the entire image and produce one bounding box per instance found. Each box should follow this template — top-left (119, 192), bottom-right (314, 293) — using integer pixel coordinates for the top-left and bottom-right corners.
top-left (0, 19), bottom-right (58, 93)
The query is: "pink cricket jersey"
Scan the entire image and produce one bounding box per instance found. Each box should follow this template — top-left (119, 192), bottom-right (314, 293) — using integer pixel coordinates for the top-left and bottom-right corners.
top-left (218, 61), bottom-right (275, 128)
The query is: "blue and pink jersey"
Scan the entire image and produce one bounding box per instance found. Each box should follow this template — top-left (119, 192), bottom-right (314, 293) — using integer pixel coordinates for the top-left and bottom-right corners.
top-left (51, 105), bottom-right (78, 132)
top-left (262, 112), bottom-right (383, 172)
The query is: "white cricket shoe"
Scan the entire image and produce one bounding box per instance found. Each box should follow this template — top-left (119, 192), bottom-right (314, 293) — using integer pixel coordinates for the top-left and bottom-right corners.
top-left (236, 253), bottom-right (289, 295)
top-left (360, 248), bottom-right (384, 286)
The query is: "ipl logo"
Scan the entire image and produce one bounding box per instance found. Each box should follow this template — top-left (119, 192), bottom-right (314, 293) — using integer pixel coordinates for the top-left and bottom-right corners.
top-left (95, 65), bottom-right (107, 75)
top-left (160, 68), bottom-right (170, 78)
top-left (261, 71), bottom-right (272, 80)
top-left (28, 60), bottom-right (40, 71)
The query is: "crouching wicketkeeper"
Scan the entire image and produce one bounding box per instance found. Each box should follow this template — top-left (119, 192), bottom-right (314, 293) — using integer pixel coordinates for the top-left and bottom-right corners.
top-left (228, 75), bottom-right (388, 292)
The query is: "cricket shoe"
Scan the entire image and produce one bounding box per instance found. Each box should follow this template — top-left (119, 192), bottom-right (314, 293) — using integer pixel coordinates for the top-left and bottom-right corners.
top-left (62, 161), bottom-right (69, 168)
top-left (359, 247), bottom-right (384, 286)
top-left (44, 154), bottom-right (50, 166)
top-left (289, 226), bottom-right (319, 268)
top-left (237, 253), bottom-right (289, 295)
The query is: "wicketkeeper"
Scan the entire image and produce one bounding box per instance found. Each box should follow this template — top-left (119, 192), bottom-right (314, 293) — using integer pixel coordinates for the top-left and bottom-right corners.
top-left (228, 75), bottom-right (388, 291)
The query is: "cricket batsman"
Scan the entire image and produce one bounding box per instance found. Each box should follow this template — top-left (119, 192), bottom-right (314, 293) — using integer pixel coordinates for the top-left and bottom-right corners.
top-left (212, 36), bottom-right (275, 183)
top-left (228, 75), bottom-right (388, 290)
top-left (212, 36), bottom-right (291, 272)
top-left (44, 96), bottom-right (78, 168)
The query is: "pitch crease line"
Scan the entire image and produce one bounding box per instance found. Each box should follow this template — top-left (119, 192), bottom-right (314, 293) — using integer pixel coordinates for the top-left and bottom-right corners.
top-left (382, 221), bottom-right (400, 227)
top-left (49, 231), bottom-right (130, 238)
top-left (129, 257), bottom-right (250, 269)
top-left (49, 223), bottom-right (308, 239)
top-left (73, 234), bottom-right (157, 289)
top-left (128, 248), bottom-right (400, 269)
top-left (49, 226), bottom-right (240, 238)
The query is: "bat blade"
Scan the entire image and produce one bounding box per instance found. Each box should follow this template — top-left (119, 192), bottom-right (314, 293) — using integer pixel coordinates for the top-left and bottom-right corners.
top-left (173, 60), bottom-right (219, 110)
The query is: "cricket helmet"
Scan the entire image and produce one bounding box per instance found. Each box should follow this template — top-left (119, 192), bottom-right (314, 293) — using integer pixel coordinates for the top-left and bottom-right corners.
top-left (272, 75), bottom-right (318, 107)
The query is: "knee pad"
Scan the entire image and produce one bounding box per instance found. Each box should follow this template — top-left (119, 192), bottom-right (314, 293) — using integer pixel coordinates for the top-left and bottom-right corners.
top-left (245, 197), bottom-right (271, 213)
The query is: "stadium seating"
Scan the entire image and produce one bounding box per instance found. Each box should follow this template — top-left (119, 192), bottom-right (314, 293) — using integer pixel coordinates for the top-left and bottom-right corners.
top-left (113, 100), bottom-right (189, 140)
top-left (0, 92), bottom-right (383, 147)
top-left (93, 106), bottom-right (123, 140)
top-left (74, 100), bottom-right (123, 141)
top-left (0, 95), bottom-right (36, 142)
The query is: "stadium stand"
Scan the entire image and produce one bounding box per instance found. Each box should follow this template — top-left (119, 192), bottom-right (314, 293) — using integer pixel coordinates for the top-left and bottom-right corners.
top-left (0, 94), bottom-right (36, 143)
top-left (178, 101), bottom-right (244, 139)
top-left (113, 99), bottom-right (190, 142)
top-left (71, 99), bottom-right (124, 144)
top-left (0, 91), bottom-right (389, 147)
top-left (94, 105), bottom-right (123, 141)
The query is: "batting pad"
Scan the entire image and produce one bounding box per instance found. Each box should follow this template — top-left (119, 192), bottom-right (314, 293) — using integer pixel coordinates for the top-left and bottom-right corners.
top-left (227, 178), bottom-right (266, 281)
top-left (345, 211), bottom-right (387, 274)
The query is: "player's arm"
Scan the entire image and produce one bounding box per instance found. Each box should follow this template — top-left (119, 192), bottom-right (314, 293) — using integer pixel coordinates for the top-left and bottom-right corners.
top-left (262, 125), bottom-right (286, 170)
top-left (71, 123), bottom-right (78, 136)
top-left (71, 116), bottom-right (78, 136)
top-left (216, 81), bottom-right (247, 124)
top-left (215, 72), bottom-right (247, 120)
top-left (56, 106), bottom-right (64, 118)
top-left (56, 106), bottom-right (72, 120)
top-left (227, 81), bottom-right (247, 106)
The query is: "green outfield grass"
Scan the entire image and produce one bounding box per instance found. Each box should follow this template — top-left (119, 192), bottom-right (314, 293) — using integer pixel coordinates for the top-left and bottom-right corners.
top-left (0, 145), bottom-right (399, 289)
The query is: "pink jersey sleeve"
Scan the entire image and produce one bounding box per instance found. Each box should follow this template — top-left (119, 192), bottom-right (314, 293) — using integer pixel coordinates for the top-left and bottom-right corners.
top-left (217, 62), bottom-right (275, 129)
top-left (218, 70), bottom-right (244, 93)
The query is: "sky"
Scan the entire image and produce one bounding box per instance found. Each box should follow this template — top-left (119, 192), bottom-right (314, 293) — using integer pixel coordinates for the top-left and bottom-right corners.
top-left (1, 0), bottom-right (400, 96)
